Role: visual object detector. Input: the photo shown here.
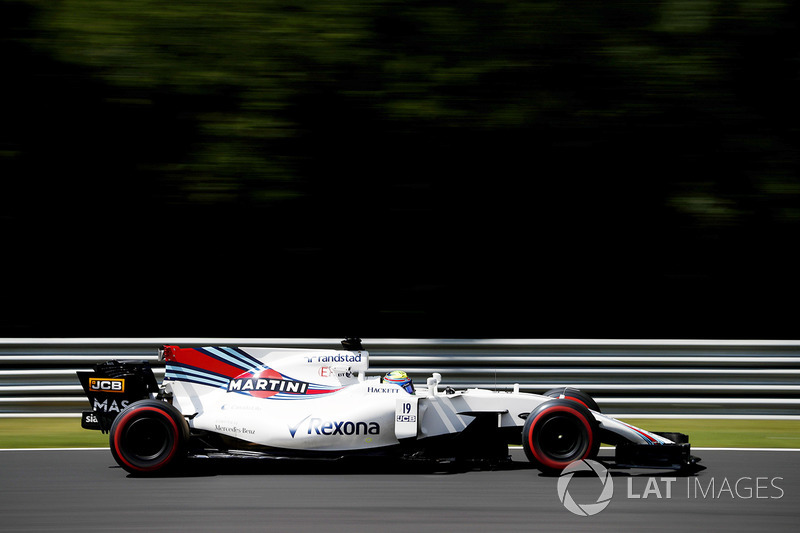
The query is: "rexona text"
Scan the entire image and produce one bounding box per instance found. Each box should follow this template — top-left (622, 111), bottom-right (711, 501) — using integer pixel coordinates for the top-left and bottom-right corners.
top-left (308, 418), bottom-right (380, 436)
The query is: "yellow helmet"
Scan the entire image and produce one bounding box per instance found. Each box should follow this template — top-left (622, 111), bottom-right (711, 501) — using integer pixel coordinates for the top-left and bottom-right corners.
top-left (383, 370), bottom-right (414, 394)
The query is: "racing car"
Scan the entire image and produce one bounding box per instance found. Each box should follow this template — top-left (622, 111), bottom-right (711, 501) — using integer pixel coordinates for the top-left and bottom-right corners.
top-left (77, 338), bottom-right (703, 475)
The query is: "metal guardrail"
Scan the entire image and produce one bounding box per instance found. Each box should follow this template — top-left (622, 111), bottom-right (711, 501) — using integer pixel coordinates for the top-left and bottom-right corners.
top-left (2, 338), bottom-right (799, 418)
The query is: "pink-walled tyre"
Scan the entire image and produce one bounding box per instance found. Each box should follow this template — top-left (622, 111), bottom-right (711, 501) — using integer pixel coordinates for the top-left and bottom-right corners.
top-left (522, 399), bottom-right (600, 474)
top-left (109, 400), bottom-right (188, 476)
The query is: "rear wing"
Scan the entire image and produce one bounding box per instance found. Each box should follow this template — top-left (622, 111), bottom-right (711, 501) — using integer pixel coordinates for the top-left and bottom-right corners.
top-left (76, 360), bottom-right (160, 432)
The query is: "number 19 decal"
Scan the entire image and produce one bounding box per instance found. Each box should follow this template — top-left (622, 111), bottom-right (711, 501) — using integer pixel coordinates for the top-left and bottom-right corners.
top-left (395, 397), bottom-right (418, 439)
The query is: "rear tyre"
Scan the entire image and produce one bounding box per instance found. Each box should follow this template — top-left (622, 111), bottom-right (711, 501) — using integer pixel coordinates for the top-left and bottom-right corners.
top-left (542, 386), bottom-right (600, 412)
top-left (522, 399), bottom-right (600, 474)
top-left (110, 400), bottom-right (188, 475)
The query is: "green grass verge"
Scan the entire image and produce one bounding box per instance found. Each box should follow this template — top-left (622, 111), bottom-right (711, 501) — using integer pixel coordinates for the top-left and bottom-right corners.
top-left (0, 417), bottom-right (798, 449)
top-left (620, 418), bottom-right (800, 449)
top-left (0, 418), bottom-right (108, 448)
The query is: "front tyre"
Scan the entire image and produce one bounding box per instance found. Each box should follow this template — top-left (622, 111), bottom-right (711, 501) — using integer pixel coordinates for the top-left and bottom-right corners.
top-left (542, 387), bottom-right (600, 412)
top-left (522, 399), bottom-right (600, 474)
top-left (110, 400), bottom-right (188, 475)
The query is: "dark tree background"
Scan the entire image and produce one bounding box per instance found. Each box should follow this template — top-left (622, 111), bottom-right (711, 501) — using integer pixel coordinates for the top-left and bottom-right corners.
top-left (2, 0), bottom-right (799, 338)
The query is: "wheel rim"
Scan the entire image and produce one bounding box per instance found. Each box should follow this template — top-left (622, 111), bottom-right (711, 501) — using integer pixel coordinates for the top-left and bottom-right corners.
top-left (121, 416), bottom-right (172, 462)
top-left (537, 414), bottom-right (586, 460)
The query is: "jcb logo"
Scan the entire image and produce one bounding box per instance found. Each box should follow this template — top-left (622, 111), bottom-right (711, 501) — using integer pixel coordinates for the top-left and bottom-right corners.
top-left (88, 378), bottom-right (125, 393)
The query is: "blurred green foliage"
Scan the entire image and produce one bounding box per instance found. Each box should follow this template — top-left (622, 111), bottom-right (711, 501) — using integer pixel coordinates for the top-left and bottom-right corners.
top-left (16, 0), bottom-right (798, 215)
top-left (2, 0), bottom-right (799, 337)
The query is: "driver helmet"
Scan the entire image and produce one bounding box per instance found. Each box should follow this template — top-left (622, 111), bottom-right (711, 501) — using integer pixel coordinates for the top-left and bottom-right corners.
top-left (383, 370), bottom-right (414, 394)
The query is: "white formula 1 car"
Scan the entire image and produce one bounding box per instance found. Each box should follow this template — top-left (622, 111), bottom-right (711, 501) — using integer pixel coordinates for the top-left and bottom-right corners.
top-left (77, 339), bottom-right (702, 475)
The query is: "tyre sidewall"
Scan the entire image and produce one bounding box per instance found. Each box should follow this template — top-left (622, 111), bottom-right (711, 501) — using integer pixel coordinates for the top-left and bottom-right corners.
top-left (522, 399), bottom-right (599, 473)
top-left (110, 399), bottom-right (187, 475)
top-left (542, 387), bottom-right (601, 413)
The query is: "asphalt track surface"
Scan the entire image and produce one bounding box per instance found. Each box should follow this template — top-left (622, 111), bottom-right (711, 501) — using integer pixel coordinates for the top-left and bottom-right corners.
top-left (1, 448), bottom-right (798, 532)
